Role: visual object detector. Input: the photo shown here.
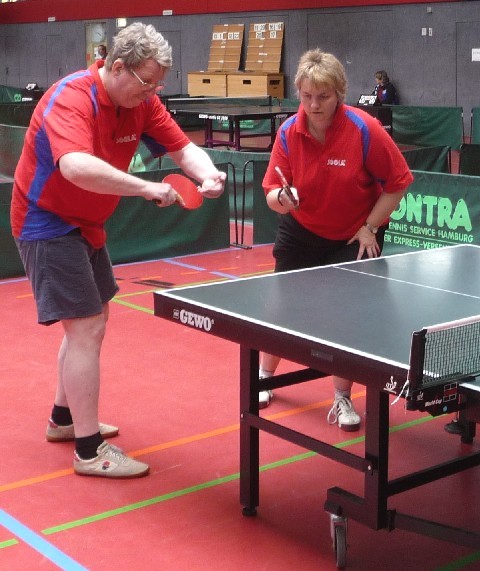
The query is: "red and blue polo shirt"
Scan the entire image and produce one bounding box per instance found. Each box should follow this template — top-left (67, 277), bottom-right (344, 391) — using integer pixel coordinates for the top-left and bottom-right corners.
top-left (263, 103), bottom-right (413, 241)
top-left (11, 61), bottom-right (190, 248)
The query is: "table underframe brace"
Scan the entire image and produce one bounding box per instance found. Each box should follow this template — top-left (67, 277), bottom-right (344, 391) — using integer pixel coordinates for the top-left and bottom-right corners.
top-left (239, 345), bottom-right (480, 553)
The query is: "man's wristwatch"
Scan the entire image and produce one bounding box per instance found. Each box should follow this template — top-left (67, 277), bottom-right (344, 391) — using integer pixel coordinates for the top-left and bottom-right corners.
top-left (363, 222), bottom-right (378, 234)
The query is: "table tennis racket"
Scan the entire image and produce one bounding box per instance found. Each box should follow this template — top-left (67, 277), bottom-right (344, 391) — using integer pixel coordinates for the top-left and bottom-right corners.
top-left (274, 166), bottom-right (298, 207)
top-left (162, 173), bottom-right (204, 210)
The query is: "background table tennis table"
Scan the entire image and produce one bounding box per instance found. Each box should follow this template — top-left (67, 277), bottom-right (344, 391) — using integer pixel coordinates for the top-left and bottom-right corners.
top-left (167, 103), bottom-right (298, 151)
top-left (153, 245), bottom-right (480, 566)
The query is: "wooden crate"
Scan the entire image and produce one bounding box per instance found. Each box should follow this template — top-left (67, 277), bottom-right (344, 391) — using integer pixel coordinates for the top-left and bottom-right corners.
top-left (227, 72), bottom-right (284, 98)
top-left (187, 72), bottom-right (227, 97)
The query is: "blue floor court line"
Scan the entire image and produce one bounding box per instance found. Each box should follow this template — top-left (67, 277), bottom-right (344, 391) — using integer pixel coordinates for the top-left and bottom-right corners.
top-left (163, 257), bottom-right (239, 279)
top-left (0, 509), bottom-right (88, 570)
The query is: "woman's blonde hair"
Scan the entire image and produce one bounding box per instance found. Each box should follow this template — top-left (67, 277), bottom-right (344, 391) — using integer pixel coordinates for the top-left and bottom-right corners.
top-left (104, 22), bottom-right (172, 72)
top-left (294, 49), bottom-right (347, 103)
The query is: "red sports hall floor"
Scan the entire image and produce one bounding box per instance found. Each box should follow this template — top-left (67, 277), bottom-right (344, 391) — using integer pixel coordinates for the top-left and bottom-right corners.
top-left (1, 225), bottom-right (480, 571)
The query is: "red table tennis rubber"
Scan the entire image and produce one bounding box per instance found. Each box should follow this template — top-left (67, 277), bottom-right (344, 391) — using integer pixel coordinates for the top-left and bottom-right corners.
top-left (163, 173), bottom-right (203, 210)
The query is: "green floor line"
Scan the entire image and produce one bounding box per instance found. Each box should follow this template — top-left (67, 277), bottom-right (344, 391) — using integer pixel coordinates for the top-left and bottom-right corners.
top-left (111, 297), bottom-right (154, 314)
top-left (0, 414), bottom-right (454, 545)
top-left (0, 538), bottom-right (18, 548)
top-left (1, 414), bottom-right (478, 571)
top-left (42, 472), bottom-right (240, 535)
top-left (435, 552), bottom-right (480, 571)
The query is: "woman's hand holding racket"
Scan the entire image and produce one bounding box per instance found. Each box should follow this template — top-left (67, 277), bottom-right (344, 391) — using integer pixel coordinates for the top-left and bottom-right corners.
top-left (275, 166), bottom-right (299, 209)
top-left (277, 185), bottom-right (299, 210)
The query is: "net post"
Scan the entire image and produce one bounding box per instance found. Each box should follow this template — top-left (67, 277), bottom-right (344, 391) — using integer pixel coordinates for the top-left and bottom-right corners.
top-left (408, 329), bottom-right (427, 389)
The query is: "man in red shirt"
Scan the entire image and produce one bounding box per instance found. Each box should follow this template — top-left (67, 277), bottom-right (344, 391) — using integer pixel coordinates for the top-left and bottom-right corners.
top-left (260, 49), bottom-right (413, 430)
top-left (11, 22), bottom-right (226, 478)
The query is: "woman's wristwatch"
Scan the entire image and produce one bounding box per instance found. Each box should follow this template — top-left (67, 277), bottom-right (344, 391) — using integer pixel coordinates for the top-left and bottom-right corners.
top-left (363, 222), bottom-right (378, 234)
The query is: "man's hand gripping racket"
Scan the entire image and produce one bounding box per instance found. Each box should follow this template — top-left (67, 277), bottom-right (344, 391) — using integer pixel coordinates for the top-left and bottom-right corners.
top-left (275, 166), bottom-right (299, 208)
top-left (153, 174), bottom-right (203, 210)
top-left (154, 173), bottom-right (225, 210)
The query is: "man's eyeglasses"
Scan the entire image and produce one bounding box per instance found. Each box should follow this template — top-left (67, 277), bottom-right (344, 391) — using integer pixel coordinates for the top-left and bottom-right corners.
top-left (130, 68), bottom-right (164, 91)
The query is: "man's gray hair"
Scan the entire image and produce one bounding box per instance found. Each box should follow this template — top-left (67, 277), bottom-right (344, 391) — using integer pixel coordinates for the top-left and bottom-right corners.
top-left (104, 22), bottom-right (172, 71)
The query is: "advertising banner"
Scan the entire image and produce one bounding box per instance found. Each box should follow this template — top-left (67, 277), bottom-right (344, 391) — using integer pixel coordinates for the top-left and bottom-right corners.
top-left (383, 170), bottom-right (480, 254)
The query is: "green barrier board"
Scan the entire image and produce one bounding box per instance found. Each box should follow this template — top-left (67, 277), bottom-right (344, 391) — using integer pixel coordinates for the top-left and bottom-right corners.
top-left (392, 105), bottom-right (463, 151)
top-left (383, 170), bottom-right (480, 254)
top-left (0, 164), bottom-right (230, 279)
top-left (0, 85), bottom-right (24, 103)
top-left (252, 170), bottom-right (480, 258)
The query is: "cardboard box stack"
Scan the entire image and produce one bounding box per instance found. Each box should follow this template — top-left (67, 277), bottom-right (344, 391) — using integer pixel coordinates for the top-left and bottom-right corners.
top-left (188, 22), bottom-right (285, 98)
top-left (187, 24), bottom-right (244, 97)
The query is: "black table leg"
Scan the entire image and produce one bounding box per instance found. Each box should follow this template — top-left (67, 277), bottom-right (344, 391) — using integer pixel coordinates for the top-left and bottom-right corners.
top-left (239, 345), bottom-right (259, 515)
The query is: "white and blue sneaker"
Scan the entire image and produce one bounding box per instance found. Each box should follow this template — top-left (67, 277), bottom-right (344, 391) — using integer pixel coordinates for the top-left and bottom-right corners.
top-left (259, 390), bottom-right (273, 409)
top-left (327, 396), bottom-right (361, 432)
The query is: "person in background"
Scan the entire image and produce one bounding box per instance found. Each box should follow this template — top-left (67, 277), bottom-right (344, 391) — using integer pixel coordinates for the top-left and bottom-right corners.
top-left (259, 49), bottom-right (413, 430)
top-left (97, 44), bottom-right (107, 60)
top-left (10, 22), bottom-right (226, 478)
top-left (372, 70), bottom-right (399, 104)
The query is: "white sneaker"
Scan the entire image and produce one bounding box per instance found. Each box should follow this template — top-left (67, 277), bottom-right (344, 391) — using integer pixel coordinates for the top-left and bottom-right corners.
top-left (74, 442), bottom-right (150, 478)
top-left (327, 397), bottom-right (361, 432)
top-left (259, 390), bottom-right (273, 409)
top-left (46, 419), bottom-right (119, 442)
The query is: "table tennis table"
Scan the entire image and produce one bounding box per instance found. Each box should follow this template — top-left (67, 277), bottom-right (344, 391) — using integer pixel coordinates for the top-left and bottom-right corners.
top-left (153, 244), bottom-right (480, 567)
top-left (168, 104), bottom-right (298, 151)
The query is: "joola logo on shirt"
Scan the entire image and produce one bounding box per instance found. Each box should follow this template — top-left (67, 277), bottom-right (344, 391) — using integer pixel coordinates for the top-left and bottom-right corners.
top-left (116, 134), bottom-right (137, 144)
top-left (174, 309), bottom-right (214, 332)
top-left (327, 158), bottom-right (346, 167)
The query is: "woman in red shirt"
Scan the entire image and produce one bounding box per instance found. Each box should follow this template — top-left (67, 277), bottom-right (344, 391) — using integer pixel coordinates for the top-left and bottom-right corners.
top-left (260, 50), bottom-right (413, 431)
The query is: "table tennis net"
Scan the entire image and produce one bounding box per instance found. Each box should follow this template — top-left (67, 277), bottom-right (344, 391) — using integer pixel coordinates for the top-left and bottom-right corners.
top-left (418, 316), bottom-right (480, 386)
